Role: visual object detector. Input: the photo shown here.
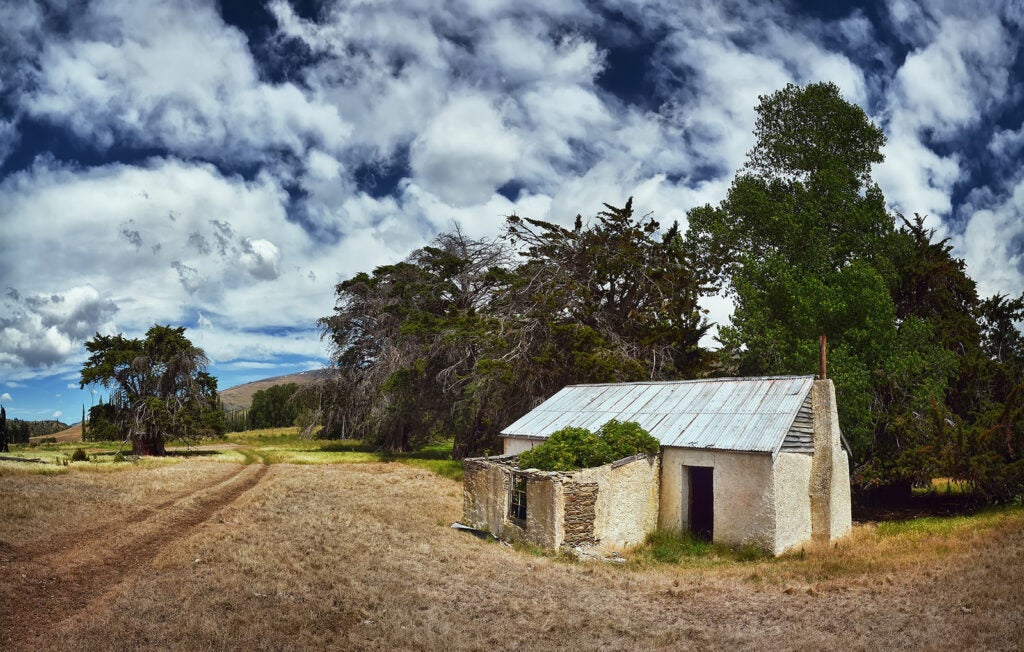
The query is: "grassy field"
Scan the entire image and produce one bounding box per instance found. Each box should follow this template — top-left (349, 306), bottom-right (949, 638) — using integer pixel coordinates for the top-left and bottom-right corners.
top-left (0, 428), bottom-right (464, 480)
top-left (1, 431), bottom-right (1023, 650)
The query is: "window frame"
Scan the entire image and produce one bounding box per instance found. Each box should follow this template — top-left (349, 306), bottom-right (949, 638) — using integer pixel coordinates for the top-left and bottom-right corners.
top-left (508, 474), bottom-right (527, 522)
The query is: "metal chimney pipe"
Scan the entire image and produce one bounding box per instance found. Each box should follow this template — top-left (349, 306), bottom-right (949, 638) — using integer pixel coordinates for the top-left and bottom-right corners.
top-left (819, 335), bottom-right (827, 380)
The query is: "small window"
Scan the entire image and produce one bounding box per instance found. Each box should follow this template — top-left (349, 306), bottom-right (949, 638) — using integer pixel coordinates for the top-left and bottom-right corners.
top-left (509, 475), bottom-right (527, 521)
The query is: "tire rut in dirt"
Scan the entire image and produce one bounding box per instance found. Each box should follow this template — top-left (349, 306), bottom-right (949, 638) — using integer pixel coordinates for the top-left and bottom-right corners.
top-left (5, 462), bottom-right (246, 564)
top-left (1, 463), bottom-right (271, 650)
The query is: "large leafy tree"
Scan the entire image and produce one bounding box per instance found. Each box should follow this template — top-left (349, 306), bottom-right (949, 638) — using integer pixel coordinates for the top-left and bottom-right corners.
top-left (687, 81), bottom-right (1024, 500)
top-left (80, 325), bottom-right (223, 456)
top-left (249, 383), bottom-right (304, 429)
top-left (686, 82), bottom-right (898, 461)
top-left (504, 199), bottom-right (708, 384)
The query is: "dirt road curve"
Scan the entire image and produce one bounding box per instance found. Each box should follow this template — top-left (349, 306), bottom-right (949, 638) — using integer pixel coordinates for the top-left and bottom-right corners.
top-left (0, 461), bottom-right (269, 650)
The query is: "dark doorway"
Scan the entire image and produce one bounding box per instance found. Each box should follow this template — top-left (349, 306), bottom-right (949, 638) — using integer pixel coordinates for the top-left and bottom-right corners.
top-left (688, 466), bottom-right (714, 541)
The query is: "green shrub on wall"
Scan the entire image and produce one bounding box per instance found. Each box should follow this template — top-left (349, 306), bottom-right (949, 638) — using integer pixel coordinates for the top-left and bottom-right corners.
top-left (517, 420), bottom-right (659, 471)
top-left (598, 420), bottom-right (660, 459)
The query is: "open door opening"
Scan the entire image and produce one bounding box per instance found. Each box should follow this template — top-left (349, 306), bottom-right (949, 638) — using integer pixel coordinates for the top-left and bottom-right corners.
top-left (688, 466), bottom-right (713, 542)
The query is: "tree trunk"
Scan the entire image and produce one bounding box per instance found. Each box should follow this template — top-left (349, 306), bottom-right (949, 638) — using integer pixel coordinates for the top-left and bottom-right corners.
top-left (132, 435), bottom-right (166, 456)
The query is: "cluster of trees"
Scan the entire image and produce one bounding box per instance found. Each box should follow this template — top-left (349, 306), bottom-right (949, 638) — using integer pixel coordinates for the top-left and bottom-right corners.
top-left (80, 325), bottom-right (225, 455)
top-left (685, 82), bottom-right (1024, 500)
top-left (318, 201), bottom-right (708, 455)
top-left (0, 415), bottom-right (66, 446)
top-left (319, 82), bottom-right (1024, 501)
top-left (249, 383), bottom-right (306, 429)
top-left (224, 383), bottom-right (313, 432)
top-left (83, 398), bottom-right (121, 441)
top-left (4, 420), bottom-right (33, 444)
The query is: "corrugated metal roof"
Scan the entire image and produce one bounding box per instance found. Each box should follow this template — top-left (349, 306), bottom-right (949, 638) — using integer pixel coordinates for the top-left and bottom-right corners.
top-left (501, 376), bottom-right (816, 454)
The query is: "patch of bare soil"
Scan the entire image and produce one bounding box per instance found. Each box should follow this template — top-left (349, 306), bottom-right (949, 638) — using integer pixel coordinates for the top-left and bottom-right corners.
top-left (2, 461), bottom-right (1022, 650)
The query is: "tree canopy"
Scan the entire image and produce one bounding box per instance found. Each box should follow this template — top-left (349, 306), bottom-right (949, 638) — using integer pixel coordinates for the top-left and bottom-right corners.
top-left (249, 383), bottom-right (306, 429)
top-left (80, 325), bottom-right (224, 455)
top-left (319, 201), bottom-right (707, 455)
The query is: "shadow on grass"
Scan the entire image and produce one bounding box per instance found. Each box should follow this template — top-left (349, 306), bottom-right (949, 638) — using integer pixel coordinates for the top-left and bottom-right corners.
top-left (164, 450), bottom-right (223, 458)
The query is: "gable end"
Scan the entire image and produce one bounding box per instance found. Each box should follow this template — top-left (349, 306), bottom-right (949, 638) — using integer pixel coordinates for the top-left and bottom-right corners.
top-left (780, 392), bottom-right (814, 455)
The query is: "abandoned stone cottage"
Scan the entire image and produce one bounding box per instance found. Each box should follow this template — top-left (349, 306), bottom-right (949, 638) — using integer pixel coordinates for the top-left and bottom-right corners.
top-left (462, 375), bottom-right (852, 555)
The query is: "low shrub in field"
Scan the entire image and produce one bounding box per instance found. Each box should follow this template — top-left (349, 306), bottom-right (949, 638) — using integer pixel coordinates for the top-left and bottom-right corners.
top-left (517, 420), bottom-right (660, 471)
top-left (643, 529), bottom-right (713, 562)
top-left (71, 448), bottom-right (88, 462)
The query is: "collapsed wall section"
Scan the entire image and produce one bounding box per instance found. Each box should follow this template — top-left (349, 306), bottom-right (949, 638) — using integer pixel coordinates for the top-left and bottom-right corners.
top-left (462, 456), bottom-right (563, 548)
top-left (462, 454), bottom-right (660, 552)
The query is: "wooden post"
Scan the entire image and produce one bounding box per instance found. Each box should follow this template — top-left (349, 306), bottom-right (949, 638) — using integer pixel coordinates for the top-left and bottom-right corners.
top-left (818, 335), bottom-right (827, 380)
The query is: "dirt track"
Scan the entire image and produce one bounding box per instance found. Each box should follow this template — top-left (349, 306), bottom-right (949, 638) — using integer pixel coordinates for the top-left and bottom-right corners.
top-left (0, 461), bottom-right (268, 650)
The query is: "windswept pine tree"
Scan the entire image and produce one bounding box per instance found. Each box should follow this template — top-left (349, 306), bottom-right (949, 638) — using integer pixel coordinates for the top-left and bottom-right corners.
top-left (318, 202), bottom-right (708, 455)
top-left (80, 325), bottom-right (225, 455)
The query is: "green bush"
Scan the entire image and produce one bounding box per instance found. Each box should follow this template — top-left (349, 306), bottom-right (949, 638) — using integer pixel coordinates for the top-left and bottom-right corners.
top-left (70, 448), bottom-right (88, 462)
top-left (517, 421), bottom-right (659, 471)
top-left (598, 419), bottom-right (661, 459)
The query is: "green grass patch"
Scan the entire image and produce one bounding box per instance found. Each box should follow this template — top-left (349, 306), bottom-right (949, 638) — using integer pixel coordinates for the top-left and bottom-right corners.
top-left (633, 529), bottom-right (772, 566)
top-left (391, 457), bottom-right (463, 481)
top-left (0, 443), bottom-right (180, 475)
top-left (3, 430), bottom-right (465, 481)
top-left (220, 431), bottom-right (464, 480)
top-left (318, 439), bottom-right (377, 453)
top-left (223, 427), bottom-right (306, 447)
top-left (876, 503), bottom-right (1024, 539)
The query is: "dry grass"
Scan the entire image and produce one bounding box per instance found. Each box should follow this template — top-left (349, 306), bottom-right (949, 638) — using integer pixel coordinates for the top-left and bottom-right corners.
top-left (29, 423), bottom-right (82, 443)
top-left (2, 458), bottom-right (1023, 651)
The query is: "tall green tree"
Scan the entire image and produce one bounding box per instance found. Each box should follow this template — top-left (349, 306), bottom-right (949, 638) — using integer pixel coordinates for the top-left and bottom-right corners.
top-left (686, 81), bottom-right (1024, 500)
top-left (686, 82), bottom-right (897, 461)
top-left (80, 325), bottom-right (224, 455)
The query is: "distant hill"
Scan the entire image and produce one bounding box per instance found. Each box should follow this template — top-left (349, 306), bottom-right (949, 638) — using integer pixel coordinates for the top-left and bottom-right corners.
top-left (218, 369), bottom-right (332, 412)
top-left (31, 422), bottom-right (83, 443)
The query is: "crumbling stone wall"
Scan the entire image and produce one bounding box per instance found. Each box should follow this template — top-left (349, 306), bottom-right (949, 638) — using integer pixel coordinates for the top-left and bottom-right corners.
top-left (462, 455), bottom-right (564, 548)
top-left (562, 482), bottom-right (598, 547)
top-left (462, 453), bottom-right (660, 553)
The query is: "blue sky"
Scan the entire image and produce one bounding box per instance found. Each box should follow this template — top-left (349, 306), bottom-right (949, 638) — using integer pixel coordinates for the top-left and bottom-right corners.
top-left (1, 0), bottom-right (1022, 423)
